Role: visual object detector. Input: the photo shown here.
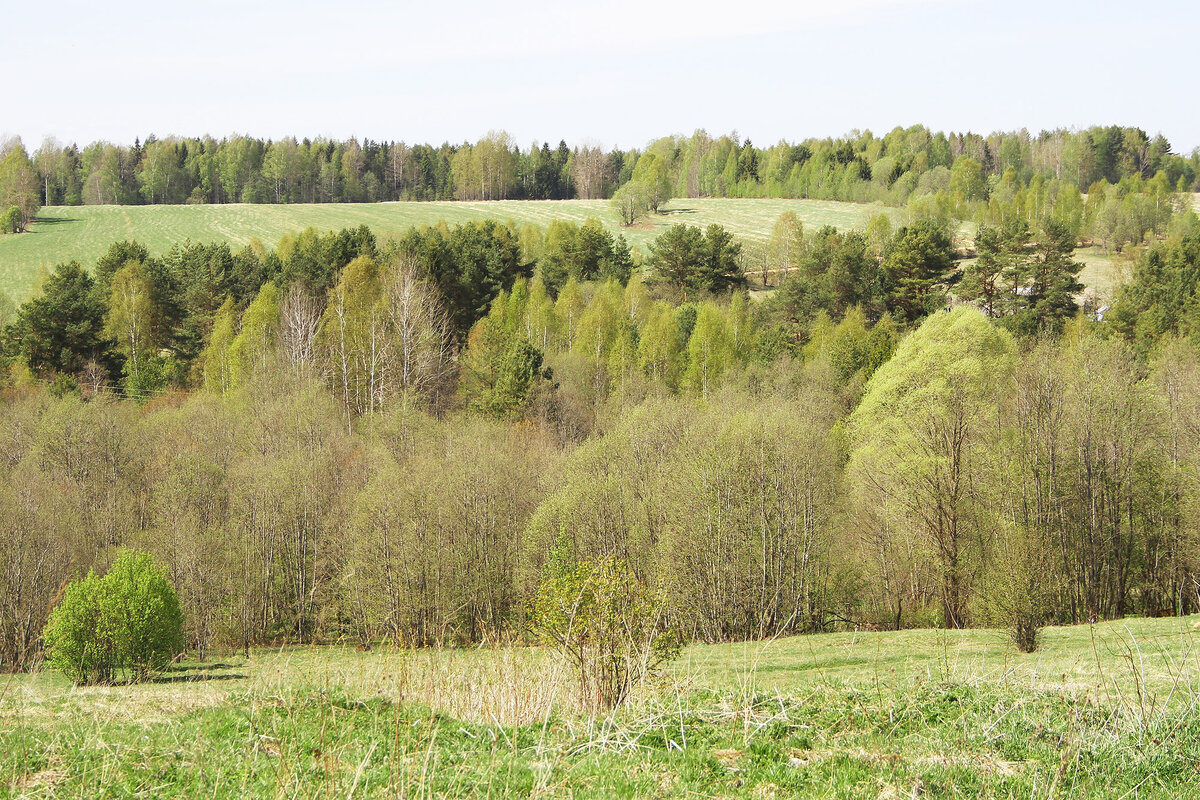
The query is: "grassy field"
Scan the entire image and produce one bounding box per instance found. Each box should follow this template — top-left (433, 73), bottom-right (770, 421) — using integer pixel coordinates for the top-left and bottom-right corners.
top-left (5, 617), bottom-right (1200, 798)
top-left (0, 199), bottom-right (899, 302)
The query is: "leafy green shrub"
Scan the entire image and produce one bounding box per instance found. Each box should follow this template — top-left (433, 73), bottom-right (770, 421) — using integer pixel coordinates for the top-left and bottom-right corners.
top-left (0, 205), bottom-right (20, 234)
top-left (44, 550), bottom-right (184, 684)
top-left (529, 556), bottom-right (679, 713)
top-left (41, 571), bottom-right (112, 683)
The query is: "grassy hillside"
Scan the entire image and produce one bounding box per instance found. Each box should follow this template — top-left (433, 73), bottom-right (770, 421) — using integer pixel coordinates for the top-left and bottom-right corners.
top-left (0, 199), bottom-right (898, 302)
top-left (5, 616), bottom-right (1200, 797)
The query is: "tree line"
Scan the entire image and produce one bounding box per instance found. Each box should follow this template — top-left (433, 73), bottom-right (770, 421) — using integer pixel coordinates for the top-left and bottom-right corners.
top-left (2, 197), bottom-right (1200, 670)
top-left (1, 124), bottom-right (1195, 233)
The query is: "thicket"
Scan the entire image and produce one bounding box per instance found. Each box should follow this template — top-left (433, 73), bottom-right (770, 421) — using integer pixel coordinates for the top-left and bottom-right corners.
top-left (2, 201), bottom-right (1200, 670)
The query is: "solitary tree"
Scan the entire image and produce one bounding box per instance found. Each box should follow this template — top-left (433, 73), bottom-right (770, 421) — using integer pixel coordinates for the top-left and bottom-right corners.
top-left (610, 180), bottom-right (651, 227)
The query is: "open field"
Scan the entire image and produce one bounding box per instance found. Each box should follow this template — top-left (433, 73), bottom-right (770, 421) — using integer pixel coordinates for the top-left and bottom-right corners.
top-left (5, 617), bottom-right (1200, 798)
top-left (0, 199), bottom-right (899, 302)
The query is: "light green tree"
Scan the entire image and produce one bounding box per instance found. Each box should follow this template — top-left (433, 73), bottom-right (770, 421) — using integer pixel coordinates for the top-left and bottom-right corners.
top-left (611, 180), bottom-right (652, 226)
top-left (637, 301), bottom-right (683, 389)
top-left (0, 141), bottom-right (41, 227)
top-left (229, 283), bottom-right (282, 387)
top-left (848, 308), bottom-right (1016, 628)
top-left (104, 262), bottom-right (157, 385)
top-left (554, 277), bottom-right (586, 348)
top-left (767, 211), bottom-right (805, 283)
top-left (683, 303), bottom-right (734, 396)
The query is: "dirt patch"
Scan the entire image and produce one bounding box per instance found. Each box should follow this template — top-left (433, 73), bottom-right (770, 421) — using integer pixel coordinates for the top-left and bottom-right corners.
top-left (12, 765), bottom-right (67, 793)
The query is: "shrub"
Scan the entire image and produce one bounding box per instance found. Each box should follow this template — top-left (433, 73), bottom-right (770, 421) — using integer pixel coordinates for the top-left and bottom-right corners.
top-left (0, 205), bottom-right (20, 234)
top-left (44, 550), bottom-right (184, 684)
top-left (41, 571), bottom-right (112, 683)
top-left (529, 556), bottom-right (679, 713)
top-left (977, 528), bottom-right (1052, 654)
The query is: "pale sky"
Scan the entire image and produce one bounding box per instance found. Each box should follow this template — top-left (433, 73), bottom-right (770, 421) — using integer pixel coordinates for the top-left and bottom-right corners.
top-left (3, 0), bottom-right (1198, 153)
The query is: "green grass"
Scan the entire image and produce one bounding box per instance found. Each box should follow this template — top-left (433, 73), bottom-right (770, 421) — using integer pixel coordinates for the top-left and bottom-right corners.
top-left (0, 199), bottom-right (898, 302)
top-left (1075, 245), bottom-right (1137, 300)
top-left (5, 616), bottom-right (1200, 798)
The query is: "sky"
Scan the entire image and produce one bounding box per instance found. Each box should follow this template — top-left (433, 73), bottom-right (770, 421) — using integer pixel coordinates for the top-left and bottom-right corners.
top-left (3, 0), bottom-right (1198, 153)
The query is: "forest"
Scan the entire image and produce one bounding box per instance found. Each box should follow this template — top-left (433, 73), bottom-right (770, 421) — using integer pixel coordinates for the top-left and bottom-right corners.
top-left (1, 124), bottom-right (1197, 228)
top-left (1, 147), bottom-right (1200, 674)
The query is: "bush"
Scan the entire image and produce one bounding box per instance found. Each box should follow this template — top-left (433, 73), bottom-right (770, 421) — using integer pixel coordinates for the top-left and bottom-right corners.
top-left (0, 205), bottom-right (21, 234)
top-left (529, 556), bottom-right (679, 713)
top-left (44, 550), bottom-right (184, 684)
top-left (41, 572), bottom-right (112, 683)
top-left (977, 529), bottom-right (1052, 654)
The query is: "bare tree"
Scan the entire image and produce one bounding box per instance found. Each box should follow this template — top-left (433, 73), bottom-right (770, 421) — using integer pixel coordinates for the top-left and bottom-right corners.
top-left (381, 257), bottom-right (455, 403)
top-left (281, 284), bottom-right (322, 374)
top-left (571, 144), bottom-right (607, 200)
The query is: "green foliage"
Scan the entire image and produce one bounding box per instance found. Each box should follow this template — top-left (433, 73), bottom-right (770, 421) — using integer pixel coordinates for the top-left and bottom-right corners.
top-left (122, 354), bottom-right (181, 398)
top-left (849, 308), bottom-right (1017, 628)
top-left (0, 205), bottom-right (21, 234)
top-left (649, 224), bottom-right (745, 295)
top-left (463, 306), bottom-right (549, 419)
top-left (881, 220), bottom-right (956, 322)
top-left (397, 219), bottom-right (527, 333)
top-left (228, 282), bottom-right (281, 386)
top-left (95, 240), bottom-right (152, 288)
top-left (960, 218), bottom-right (1083, 335)
top-left (200, 297), bottom-right (237, 392)
top-left (48, 372), bottom-right (82, 398)
top-left (537, 218), bottom-right (632, 293)
top-left (104, 260), bottom-right (158, 385)
top-left (41, 570), bottom-right (110, 683)
top-left (0, 142), bottom-right (40, 226)
top-left (485, 340), bottom-right (547, 418)
top-left (44, 550), bottom-right (184, 684)
top-left (610, 180), bottom-right (651, 226)
top-left (529, 556), bottom-right (679, 713)
top-left (12, 261), bottom-right (112, 376)
top-left (682, 303), bottom-right (733, 395)
top-left (1109, 229), bottom-right (1200, 352)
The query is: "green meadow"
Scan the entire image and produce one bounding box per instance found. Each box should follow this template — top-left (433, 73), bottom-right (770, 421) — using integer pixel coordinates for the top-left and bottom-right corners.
top-left (0, 193), bottom-right (1173, 304)
top-left (5, 617), bottom-right (1200, 798)
top-left (0, 199), bottom-right (899, 302)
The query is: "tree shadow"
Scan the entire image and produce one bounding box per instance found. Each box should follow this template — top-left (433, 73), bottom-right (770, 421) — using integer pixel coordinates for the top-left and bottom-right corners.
top-left (30, 216), bottom-right (80, 227)
top-left (144, 661), bottom-right (248, 684)
top-left (658, 208), bottom-right (694, 215)
top-left (147, 671), bottom-right (248, 684)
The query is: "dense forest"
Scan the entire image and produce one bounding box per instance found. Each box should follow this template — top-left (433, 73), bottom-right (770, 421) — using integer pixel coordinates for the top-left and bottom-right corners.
top-left (1, 125), bottom-right (1197, 232)
top-left (2, 155), bottom-right (1200, 672)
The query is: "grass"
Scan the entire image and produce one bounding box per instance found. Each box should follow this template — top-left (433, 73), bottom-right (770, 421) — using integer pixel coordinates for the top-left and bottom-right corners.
top-left (1075, 245), bottom-right (1137, 301)
top-left (5, 616), bottom-right (1200, 798)
top-left (0, 199), bottom-right (898, 302)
